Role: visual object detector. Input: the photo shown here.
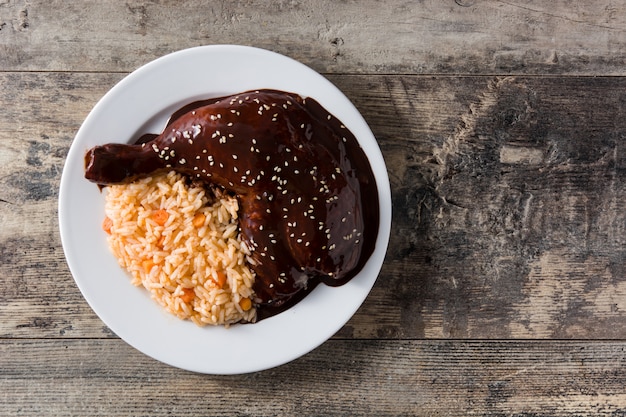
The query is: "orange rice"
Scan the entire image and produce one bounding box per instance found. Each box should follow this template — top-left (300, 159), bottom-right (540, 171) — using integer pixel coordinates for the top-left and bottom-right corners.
top-left (103, 170), bottom-right (256, 326)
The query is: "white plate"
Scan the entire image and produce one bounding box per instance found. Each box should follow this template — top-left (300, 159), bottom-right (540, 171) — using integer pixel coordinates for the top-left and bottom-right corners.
top-left (59, 45), bottom-right (391, 374)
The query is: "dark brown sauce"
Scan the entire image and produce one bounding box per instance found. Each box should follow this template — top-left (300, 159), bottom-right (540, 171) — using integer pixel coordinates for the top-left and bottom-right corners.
top-left (85, 89), bottom-right (379, 320)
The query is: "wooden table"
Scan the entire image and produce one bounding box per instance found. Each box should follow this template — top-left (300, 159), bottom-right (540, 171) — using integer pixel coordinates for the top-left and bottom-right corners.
top-left (2, 1), bottom-right (626, 415)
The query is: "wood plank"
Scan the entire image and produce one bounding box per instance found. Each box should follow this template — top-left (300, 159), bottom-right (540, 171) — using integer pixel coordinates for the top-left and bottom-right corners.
top-left (2, 339), bottom-right (626, 416)
top-left (1, 1), bottom-right (626, 75)
top-left (0, 73), bottom-right (124, 338)
top-left (349, 74), bottom-right (626, 339)
top-left (2, 73), bottom-right (626, 340)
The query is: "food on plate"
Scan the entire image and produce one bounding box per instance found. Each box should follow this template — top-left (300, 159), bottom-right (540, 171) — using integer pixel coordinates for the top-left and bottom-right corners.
top-left (85, 89), bottom-right (379, 322)
top-left (104, 171), bottom-right (256, 326)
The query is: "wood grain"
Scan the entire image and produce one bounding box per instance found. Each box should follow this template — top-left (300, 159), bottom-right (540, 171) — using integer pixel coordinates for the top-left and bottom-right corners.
top-left (2, 339), bottom-right (626, 416)
top-left (1, 0), bottom-right (626, 75)
top-left (3, 1), bottom-right (626, 414)
top-left (2, 72), bottom-right (626, 340)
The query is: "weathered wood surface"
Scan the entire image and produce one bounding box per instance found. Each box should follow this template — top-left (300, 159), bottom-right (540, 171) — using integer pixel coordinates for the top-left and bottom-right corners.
top-left (3, 0), bottom-right (626, 415)
top-left (1, 0), bottom-right (626, 75)
top-left (3, 339), bottom-right (626, 416)
top-left (3, 72), bottom-right (626, 340)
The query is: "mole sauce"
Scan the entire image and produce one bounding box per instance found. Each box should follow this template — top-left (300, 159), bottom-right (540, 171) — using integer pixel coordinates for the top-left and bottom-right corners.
top-left (84, 89), bottom-right (379, 320)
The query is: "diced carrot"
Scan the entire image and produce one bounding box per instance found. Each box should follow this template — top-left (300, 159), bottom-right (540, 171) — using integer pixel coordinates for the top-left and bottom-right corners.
top-left (180, 288), bottom-right (195, 303)
top-left (214, 271), bottom-right (227, 288)
top-left (192, 213), bottom-right (206, 228)
top-left (239, 297), bottom-right (252, 311)
top-left (152, 209), bottom-right (169, 226)
top-left (102, 216), bottom-right (113, 234)
top-left (142, 259), bottom-right (154, 274)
